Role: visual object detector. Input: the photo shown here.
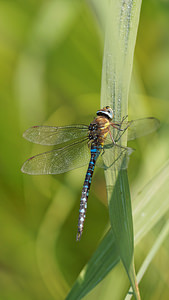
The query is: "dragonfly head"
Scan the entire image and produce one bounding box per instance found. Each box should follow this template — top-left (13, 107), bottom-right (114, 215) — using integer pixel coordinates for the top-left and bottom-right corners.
top-left (96, 106), bottom-right (113, 120)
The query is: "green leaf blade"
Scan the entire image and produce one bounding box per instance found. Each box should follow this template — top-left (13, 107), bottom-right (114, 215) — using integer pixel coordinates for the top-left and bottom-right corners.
top-left (100, 0), bottom-right (143, 298)
top-left (105, 167), bottom-right (140, 300)
top-left (66, 159), bottom-right (169, 299)
top-left (66, 233), bottom-right (119, 300)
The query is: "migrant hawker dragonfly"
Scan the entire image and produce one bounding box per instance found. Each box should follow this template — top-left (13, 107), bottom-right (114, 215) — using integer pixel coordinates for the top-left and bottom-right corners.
top-left (21, 106), bottom-right (159, 240)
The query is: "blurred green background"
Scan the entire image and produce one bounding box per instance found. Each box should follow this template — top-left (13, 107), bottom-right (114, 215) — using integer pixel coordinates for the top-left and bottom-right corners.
top-left (0, 0), bottom-right (169, 299)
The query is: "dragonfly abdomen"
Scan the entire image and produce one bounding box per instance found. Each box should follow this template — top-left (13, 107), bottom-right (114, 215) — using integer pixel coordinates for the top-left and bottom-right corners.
top-left (76, 146), bottom-right (100, 241)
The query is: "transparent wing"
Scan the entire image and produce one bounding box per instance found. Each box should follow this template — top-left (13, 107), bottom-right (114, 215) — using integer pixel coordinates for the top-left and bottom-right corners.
top-left (21, 138), bottom-right (90, 175)
top-left (23, 125), bottom-right (89, 145)
top-left (96, 143), bottom-right (134, 170)
top-left (127, 117), bottom-right (160, 140)
top-left (110, 117), bottom-right (160, 142)
top-left (97, 117), bottom-right (159, 170)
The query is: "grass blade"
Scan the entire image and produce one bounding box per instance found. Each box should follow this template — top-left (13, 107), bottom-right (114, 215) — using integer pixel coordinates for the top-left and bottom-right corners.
top-left (100, 0), bottom-right (142, 298)
top-left (105, 167), bottom-right (140, 299)
top-left (125, 220), bottom-right (169, 300)
top-left (66, 160), bottom-right (169, 299)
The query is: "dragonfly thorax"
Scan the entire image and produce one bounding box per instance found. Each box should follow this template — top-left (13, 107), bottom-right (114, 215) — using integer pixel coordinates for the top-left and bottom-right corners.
top-left (88, 116), bottom-right (111, 147)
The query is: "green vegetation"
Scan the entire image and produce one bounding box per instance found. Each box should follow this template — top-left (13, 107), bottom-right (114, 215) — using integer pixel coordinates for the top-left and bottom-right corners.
top-left (0, 1), bottom-right (169, 299)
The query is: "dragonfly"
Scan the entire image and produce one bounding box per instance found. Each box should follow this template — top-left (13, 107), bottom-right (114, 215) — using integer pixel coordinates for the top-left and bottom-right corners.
top-left (21, 106), bottom-right (159, 240)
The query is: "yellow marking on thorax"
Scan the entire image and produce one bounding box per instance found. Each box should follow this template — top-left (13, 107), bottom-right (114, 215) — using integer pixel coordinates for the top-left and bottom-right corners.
top-left (97, 117), bottom-right (111, 145)
top-left (100, 131), bottom-right (109, 146)
top-left (89, 116), bottom-right (111, 147)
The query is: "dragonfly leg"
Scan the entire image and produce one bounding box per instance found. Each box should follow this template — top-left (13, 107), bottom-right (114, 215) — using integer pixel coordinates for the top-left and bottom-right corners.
top-left (111, 117), bottom-right (133, 143)
top-left (108, 129), bottom-right (117, 145)
top-left (121, 115), bottom-right (128, 123)
top-left (108, 128), bottom-right (131, 151)
top-left (111, 115), bottom-right (129, 131)
top-left (100, 147), bottom-right (105, 156)
top-left (116, 120), bottom-right (132, 142)
top-left (111, 124), bottom-right (124, 131)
